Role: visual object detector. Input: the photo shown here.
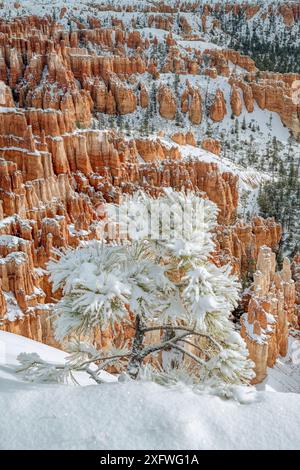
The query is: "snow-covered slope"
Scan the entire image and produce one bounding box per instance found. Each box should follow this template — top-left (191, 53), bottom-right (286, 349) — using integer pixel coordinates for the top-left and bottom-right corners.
top-left (0, 331), bottom-right (299, 450)
top-left (0, 330), bottom-right (115, 386)
top-left (259, 335), bottom-right (300, 394)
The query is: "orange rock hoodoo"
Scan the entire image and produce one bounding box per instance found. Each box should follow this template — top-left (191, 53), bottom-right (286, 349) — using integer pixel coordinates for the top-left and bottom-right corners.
top-left (241, 247), bottom-right (296, 383)
top-left (202, 138), bottom-right (221, 156)
top-left (183, 82), bottom-right (203, 125)
top-left (158, 85), bottom-right (177, 120)
top-left (215, 217), bottom-right (282, 278)
top-left (230, 85), bottom-right (243, 116)
top-left (210, 89), bottom-right (227, 122)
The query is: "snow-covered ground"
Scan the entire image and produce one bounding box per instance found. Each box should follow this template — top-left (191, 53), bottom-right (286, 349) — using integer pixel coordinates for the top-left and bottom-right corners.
top-left (0, 331), bottom-right (299, 450)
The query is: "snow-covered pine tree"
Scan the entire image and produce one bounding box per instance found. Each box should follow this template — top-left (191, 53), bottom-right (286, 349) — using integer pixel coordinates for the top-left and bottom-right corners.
top-left (17, 189), bottom-right (254, 389)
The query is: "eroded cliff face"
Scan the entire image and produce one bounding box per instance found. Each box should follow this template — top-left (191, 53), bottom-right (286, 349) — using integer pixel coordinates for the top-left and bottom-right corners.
top-left (0, 64), bottom-right (242, 344)
top-left (278, 3), bottom-right (300, 26)
top-left (0, 11), bottom-right (299, 140)
top-left (241, 247), bottom-right (296, 383)
top-left (0, 131), bottom-right (283, 354)
top-left (0, 7), bottom-right (298, 383)
top-left (231, 73), bottom-right (300, 141)
top-left (0, 70), bottom-right (278, 351)
top-left (215, 217), bottom-right (282, 278)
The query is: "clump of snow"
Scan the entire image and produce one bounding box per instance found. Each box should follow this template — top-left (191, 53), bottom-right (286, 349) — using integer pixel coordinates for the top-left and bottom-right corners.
top-left (3, 292), bottom-right (24, 321)
top-left (0, 235), bottom-right (29, 247)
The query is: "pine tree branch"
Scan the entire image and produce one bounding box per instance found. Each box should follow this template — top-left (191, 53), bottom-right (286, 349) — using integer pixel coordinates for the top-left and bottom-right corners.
top-left (78, 352), bottom-right (131, 369)
top-left (85, 367), bottom-right (107, 384)
top-left (141, 325), bottom-right (222, 350)
top-left (177, 338), bottom-right (207, 356)
top-left (17, 361), bottom-right (66, 372)
top-left (140, 332), bottom-right (190, 358)
top-left (170, 343), bottom-right (207, 367)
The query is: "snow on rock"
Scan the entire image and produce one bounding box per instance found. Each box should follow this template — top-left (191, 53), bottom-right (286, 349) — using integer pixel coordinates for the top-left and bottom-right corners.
top-left (3, 292), bottom-right (24, 321)
top-left (0, 331), bottom-right (300, 450)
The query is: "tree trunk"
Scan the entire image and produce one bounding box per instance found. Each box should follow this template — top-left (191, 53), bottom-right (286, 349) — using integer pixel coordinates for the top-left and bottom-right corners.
top-left (162, 328), bottom-right (182, 369)
top-left (127, 314), bottom-right (145, 380)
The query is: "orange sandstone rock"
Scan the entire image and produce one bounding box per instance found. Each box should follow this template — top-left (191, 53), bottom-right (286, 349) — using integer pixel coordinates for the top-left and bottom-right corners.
top-left (241, 247), bottom-right (295, 383)
top-left (139, 83), bottom-right (149, 108)
top-left (202, 138), bottom-right (221, 156)
top-left (171, 132), bottom-right (197, 146)
top-left (188, 88), bottom-right (202, 125)
top-left (210, 89), bottom-right (227, 122)
top-left (157, 85), bottom-right (177, 120)
top-left (230, 85), bottom-right (243, 116)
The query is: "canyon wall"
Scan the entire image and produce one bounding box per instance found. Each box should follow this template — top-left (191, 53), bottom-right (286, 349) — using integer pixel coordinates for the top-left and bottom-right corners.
top-left (0, 9), bottom-right (298, 383)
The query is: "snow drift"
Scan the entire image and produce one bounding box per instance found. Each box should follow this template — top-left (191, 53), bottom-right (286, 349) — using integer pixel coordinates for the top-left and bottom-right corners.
top-left (0, 331), bottom-right (299, 450)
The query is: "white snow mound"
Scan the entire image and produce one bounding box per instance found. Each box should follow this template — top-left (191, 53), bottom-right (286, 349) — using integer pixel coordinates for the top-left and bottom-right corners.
top-left (0, 331), bottom-right (299, 450)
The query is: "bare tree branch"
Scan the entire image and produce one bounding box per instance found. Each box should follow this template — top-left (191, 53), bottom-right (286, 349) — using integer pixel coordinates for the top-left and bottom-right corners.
top-left (177, 338), bottom-right (206, 355)
top-left (170, 343), bottom-right (207, 367)
top-left (78, 352), bottom-right (131, 369)
top-left (85, 367), bottom-right (107, 384)
top-left (141, 325), bottom-right (222, 350)
top-left (141, 332), bottom-right (190, 358)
